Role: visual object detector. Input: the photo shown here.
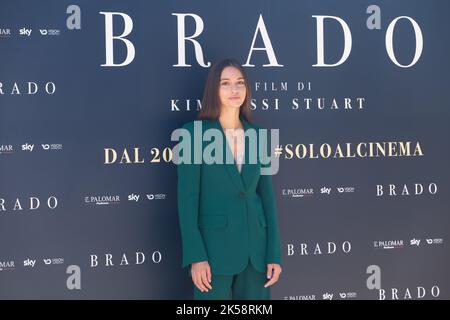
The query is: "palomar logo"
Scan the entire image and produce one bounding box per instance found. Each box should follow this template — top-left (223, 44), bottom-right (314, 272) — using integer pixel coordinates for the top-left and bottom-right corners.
top-left (282, 188), bottom-right (314, 198)
top-left (0, 28), bottom-right (11, 37)
top-left (84, 195), bottom-right (120, 206)
top-left (373, 240), bottom-right (404, 250)
top-left (0, 145), bottom-right (13, 154)
top-left (0, 261), bottom-right (15, 271)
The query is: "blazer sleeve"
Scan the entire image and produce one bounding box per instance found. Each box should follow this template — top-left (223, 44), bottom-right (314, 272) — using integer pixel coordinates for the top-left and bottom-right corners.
top-left (176, 122), bottom-right (208, 268)
top-left (256, 128), bottom-right (283, 265)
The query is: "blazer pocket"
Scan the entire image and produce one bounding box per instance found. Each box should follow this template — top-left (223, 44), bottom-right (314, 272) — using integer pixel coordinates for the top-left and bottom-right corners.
top-left (258, 214), bottom-right (267, 227)
top-left (198, 214), bottom-right (228, 229)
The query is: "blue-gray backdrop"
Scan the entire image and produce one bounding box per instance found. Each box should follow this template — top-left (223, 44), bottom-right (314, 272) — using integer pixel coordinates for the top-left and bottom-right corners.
top-left (0, 0), bottom-right (449, 299)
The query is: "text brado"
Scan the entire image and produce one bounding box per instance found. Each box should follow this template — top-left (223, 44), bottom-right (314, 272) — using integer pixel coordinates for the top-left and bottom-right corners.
top-left (98, 12), bottom-right (423, 68)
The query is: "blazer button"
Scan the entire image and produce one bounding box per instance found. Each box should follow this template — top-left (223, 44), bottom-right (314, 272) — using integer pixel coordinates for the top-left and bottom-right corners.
top-left (239, 191), bottom-right (246, 198)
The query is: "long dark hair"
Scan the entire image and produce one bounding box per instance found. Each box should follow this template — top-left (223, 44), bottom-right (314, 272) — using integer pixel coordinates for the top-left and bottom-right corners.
top-left (197, 58), bottom-right (252, 123)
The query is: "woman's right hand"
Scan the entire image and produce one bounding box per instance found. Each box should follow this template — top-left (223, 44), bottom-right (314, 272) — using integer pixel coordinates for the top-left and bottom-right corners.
top-left (191, 261), bottom-right (213, 292)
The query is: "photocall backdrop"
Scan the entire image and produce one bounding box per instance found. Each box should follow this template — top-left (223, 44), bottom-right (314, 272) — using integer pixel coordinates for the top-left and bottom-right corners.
top-left (0, 0), bottom-right (449, 299)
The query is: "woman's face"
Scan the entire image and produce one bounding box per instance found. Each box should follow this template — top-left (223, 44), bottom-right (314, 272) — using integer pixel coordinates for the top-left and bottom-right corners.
top-left (218, 66), bottom-right (247, 112)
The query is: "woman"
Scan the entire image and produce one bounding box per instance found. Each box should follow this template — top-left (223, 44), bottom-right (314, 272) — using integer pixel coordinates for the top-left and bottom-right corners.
top-left (176, 58), bottom-right (282, 300)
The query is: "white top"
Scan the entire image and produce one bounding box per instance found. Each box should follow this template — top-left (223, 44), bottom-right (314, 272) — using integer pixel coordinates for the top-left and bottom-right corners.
top-left (224, 128), bottom-right (245, 173)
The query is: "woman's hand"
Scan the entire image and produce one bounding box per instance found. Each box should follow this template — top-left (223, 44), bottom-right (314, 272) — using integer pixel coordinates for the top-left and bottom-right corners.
top-left (191, 261), bottom-right (213, 292)
top-left (264, 263), bottom-right (282, 288)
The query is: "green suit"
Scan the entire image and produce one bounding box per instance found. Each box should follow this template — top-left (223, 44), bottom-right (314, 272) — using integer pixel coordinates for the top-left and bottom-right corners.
top-left (177, 115), bottom-right (282, 276)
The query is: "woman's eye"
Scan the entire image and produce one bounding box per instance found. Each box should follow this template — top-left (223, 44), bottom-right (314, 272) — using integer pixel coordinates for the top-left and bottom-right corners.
top-left (220, 81), bottom-right (245, 87)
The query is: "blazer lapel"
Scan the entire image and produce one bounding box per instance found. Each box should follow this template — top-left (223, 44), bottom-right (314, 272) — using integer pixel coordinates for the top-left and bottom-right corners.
top-left (211, 115), bottom-right (258, 192)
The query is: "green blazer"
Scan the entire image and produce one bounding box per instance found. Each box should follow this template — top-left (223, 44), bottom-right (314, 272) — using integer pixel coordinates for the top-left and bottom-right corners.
top-left (177, 115), bottom-right (282, 275)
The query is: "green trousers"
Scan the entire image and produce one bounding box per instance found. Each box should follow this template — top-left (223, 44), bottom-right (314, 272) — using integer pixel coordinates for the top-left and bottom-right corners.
top-left (193, 259), bottom-right (271, 300)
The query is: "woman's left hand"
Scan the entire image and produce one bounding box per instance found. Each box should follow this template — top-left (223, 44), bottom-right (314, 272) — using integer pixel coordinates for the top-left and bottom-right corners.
top-left (264, 263), bottom-right (282, 288)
